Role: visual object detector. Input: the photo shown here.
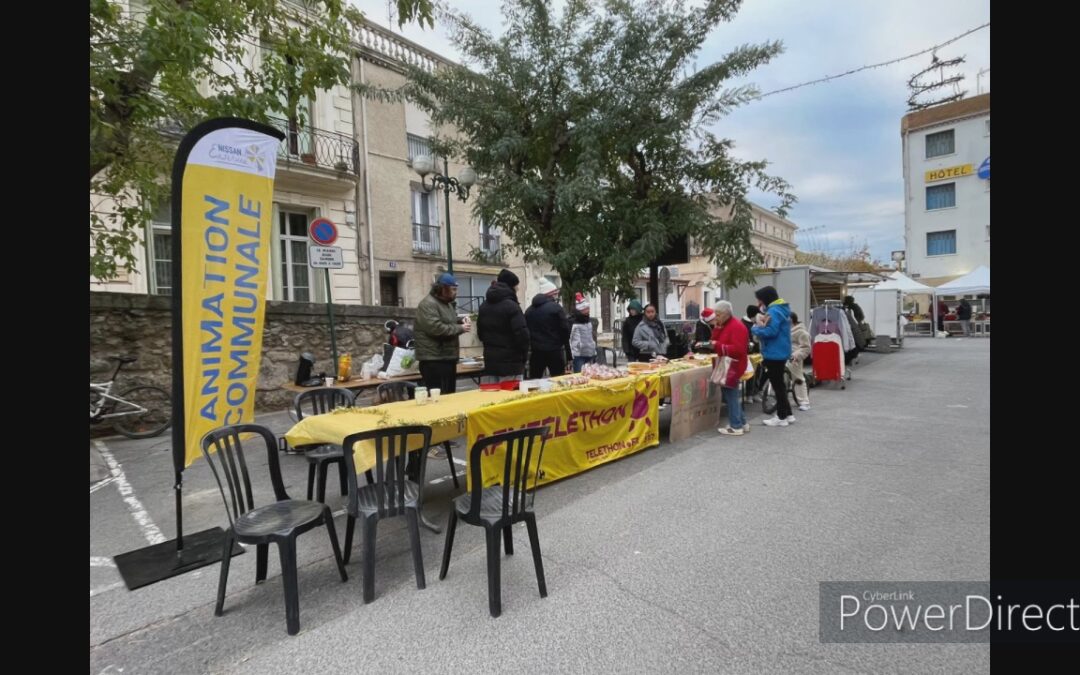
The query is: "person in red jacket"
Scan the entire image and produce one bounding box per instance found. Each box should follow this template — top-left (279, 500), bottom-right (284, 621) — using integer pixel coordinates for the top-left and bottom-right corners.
top-left (696, 300), bottom-right (749, 436)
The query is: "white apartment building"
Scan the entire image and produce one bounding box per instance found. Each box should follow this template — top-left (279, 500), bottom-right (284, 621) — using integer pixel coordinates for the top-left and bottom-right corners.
top-left (901, 93), bottom-right (990, 283)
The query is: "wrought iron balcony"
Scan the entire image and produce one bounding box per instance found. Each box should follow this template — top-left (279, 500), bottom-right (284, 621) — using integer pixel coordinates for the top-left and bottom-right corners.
top-left (412, 223), bottom-right (441, 255)
top-left (268, 117), bottom-right (360, 175)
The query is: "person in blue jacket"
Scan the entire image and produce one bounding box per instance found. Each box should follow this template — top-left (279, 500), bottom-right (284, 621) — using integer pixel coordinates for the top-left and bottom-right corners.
top-left (751, 285), bottom-right (795, 426)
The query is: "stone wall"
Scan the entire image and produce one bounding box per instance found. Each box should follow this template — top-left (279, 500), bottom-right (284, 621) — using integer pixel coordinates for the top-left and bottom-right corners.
top-left (90, 292), bottom-right (418, 411)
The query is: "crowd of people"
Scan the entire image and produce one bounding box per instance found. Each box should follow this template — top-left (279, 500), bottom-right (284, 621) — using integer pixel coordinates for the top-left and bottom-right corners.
top-left (409, 272), bottom-right (816, 436)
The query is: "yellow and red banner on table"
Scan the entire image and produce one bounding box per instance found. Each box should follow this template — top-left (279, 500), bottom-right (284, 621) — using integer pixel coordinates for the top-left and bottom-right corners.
top-left (177, 123), bottom-right (281, 467)
top-left (466, 375), bottom-right (663, 488)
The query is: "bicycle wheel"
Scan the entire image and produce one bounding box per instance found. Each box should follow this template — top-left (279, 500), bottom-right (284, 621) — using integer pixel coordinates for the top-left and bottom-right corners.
top-left (761, 380), bottom-right (776, 415)
top-left (113, 385), bottom-right (172, 439)
top-left (762, 371), bottom-right (794, 415)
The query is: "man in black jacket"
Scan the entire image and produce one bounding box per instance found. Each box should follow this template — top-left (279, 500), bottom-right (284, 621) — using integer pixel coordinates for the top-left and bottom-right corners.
top-left (525, 278), bottom-right (570, 378)
top-left (477, 269), bottom-right (530, 381)
top-left (621, 299), bottom-right (644, 361)
top-left (956, 298), bottom-right (973, 336)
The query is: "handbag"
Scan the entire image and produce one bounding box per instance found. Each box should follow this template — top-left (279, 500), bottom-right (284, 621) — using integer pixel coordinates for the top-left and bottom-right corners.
top-left (710, 356), bottom-right (733, 384)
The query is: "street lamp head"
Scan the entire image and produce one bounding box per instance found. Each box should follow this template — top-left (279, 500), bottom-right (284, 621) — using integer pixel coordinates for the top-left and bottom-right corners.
top-left (457, 166), bottom-right (477, 188)
top-left (413, 154), bottom-right (434, 177)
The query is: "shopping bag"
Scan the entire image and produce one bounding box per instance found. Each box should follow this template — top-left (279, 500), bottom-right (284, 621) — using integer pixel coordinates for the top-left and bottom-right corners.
top-left (710, 356), bottom-right (732, 384)
top-left (384, 346), bottom-right (419, 377)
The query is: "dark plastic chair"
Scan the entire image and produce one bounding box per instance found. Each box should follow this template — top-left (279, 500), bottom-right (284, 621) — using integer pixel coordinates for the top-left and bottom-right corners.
top-left (200, 424), bottom-right (347, 636)
top-left (439, 426), bottom-right (550, 617)
top-left (294, 388), bottom-right (355, 502)
top-left (375, 381), bottom-right (459, 489)
top-left (596, 346), bottom-right (618, 368)
top-left (340, 425), bottom-right (433, 603)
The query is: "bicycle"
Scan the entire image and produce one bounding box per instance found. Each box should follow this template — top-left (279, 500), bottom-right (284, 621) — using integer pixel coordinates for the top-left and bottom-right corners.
top-left (90, 356), bottom-right (172, 439)
top-left (760, 367), bottom-right (800, 415)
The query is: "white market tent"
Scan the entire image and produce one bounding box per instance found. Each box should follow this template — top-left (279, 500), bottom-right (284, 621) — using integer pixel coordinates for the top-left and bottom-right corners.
top-left (873, 271), bottom-right (935, 294)
top-left (934, 265), bottom-right (991, 296)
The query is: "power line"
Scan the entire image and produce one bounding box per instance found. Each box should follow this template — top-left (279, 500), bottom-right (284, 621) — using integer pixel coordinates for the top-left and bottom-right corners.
top-left (755, 21), bottom-right (989, 100)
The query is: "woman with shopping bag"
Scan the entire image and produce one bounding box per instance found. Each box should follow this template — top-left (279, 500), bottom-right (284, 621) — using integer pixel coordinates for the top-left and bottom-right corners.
top-left (697, 301), bottom-right (749, 436)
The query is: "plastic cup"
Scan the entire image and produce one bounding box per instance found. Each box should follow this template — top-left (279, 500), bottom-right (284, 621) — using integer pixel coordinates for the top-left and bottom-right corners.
top-left (325, 377), bottom-right (334, 387)
top-left (430, 388), bottom-right (441, 402)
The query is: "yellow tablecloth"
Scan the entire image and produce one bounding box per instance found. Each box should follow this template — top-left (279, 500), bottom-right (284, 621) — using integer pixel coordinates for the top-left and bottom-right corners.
top-left (283, 361), bottom-right (710, 474)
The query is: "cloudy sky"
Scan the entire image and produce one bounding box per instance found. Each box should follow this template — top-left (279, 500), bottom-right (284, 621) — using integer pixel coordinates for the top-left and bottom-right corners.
top-left (352, 0), bottom-right (990, 264)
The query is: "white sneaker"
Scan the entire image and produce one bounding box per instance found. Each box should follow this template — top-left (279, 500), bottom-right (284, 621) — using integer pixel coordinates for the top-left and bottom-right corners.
top-left (798, 404), bottom-right (810, 411)
top-left (742, 424), bottom-right (751, 433)
top-left (717, 426), bottom-right (744, 436)
top-left (762, 416), bottom-right (789, 427)
top-left (785, 415), bottom-right (797, 423)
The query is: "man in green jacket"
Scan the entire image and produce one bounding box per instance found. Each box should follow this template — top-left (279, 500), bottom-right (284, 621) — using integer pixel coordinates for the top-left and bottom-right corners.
top-left (415, 273), bottom-right (471, 395)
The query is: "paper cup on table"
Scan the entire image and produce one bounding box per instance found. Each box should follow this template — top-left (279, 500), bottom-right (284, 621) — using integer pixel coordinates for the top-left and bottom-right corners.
top-left (325, 377), bottom-right (334, 387)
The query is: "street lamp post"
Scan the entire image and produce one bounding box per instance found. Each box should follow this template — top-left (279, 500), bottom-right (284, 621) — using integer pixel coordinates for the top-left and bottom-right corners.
top-left (412, 155), bottom-right (477, 275)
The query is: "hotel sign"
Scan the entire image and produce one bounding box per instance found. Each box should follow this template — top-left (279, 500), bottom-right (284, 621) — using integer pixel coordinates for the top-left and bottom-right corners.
top-left (925, 164), bottom-right (974, 183)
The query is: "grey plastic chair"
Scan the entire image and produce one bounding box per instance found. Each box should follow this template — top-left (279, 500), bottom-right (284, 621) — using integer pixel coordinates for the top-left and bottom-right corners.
top-left (294, 387), bottom-right (355, 502)
top-left (200, 424), bottom-right (347, 636)
top-left (340, 425), bottom-right (433, 603)
top-left (439, 426), bottom-right (549, 617)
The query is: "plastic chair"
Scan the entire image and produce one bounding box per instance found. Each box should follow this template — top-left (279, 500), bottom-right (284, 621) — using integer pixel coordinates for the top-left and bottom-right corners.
top-left (375, 381), bottom-right (459, 489)
top-left (340, 425), bottom-right (433, 603)
top-left (596, 346), bottom-right (618, 368)
top-left (200, 424), bottom-right (347, 636)
top-left (294, 387), bottom-right (355, 502)
top-left (439, 426), bottom-right (550, 617)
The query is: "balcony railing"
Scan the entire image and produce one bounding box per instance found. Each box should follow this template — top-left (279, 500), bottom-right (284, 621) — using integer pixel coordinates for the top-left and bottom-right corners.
top-left (455, 296), bottom-right (485, 314)
top-left (268, 117), bottom-right (360, 175)
top-left (480, 233), bottom-right (501, 255)
top-left (412, 223), bottom-right (441, 255)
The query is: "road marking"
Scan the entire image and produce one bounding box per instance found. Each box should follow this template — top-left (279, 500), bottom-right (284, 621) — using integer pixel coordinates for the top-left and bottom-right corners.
top-left (90, 582), bottom-right (125, 598)
top-left (93, 440), bottom-right (167, 545)
top-left (90, 556), bottom-right (116, 568)
top-left (90, 476), bottom-right (119, 494)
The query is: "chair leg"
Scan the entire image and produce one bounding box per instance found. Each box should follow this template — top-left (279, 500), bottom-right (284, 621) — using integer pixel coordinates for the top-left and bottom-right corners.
top-left (255, 543), bottom-right (269, 583)
top-left (215, 531), bottom-right (234, 617)
top-left (405, 509), bottom-right (426, 590)
top-left (337, 458), bottom-right (348, 497)
top-left (277, 538), bottom-right (301, 636)
top-left (306, 463), bottom-right (316, 501)
top-left (323, 508), bottom-right (348, 582)
top-left (504, 523), bottom-right (514, 556)
top-left (486, 526), bottom-right (502, 618)
top-left (445, 442), bottom-right (459, 489)
top-left (525, 513), bottom-right (548, 598)
top-left (316, 461), bottom-right (328, 503)
top-left (439, 509), bottom-right (458, 580)
top-left (343, 515), bottom-right (355, 565)
top-left (361, 516), bottom-right (378, 603)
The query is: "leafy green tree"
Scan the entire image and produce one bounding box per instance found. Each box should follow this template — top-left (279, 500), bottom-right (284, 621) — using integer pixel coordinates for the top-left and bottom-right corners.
top-left (89, 0), bottom-right (433, 281)
top-left (404, 0), bottom-right (795, 299)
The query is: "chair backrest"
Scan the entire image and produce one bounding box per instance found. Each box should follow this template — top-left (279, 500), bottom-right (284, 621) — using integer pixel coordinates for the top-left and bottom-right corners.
top-left (341, 425), bottom-right (432, 517)
top-left (375, 381), bottom-right (416, 404)
top-left (199, 424), bottom-right (289, 529)
top-left (294, 387), bottom-right (355, 421)
top-left (466, 427), bottom-right (550, 522)
top-left (596, 347), bottom-right (618, 368)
